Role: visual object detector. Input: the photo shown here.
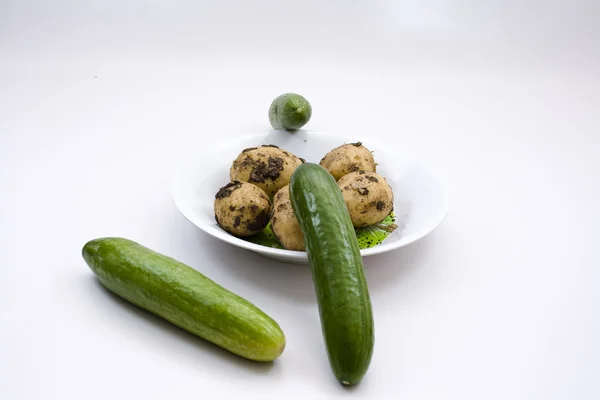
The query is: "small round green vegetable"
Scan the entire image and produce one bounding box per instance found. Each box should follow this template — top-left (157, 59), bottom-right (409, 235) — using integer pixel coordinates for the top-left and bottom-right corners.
top-left (269, 93), bottom-right (312, 130)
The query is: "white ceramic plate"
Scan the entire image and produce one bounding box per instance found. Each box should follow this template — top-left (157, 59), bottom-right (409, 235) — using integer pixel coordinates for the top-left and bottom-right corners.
top-left (171, 130), bottom-right (448, 264)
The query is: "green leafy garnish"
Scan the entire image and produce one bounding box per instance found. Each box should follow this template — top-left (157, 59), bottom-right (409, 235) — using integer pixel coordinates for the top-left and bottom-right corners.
top-left (245, 222), bottom-right (284, 249)
top-left (354, 213), bottom-right (397, 249)
top-left (243, 213), bottom-right (397, 250)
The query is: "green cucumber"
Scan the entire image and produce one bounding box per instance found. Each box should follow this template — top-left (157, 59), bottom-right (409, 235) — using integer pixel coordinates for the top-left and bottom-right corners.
top-left (82, 238), bottom-right (285, 362)
top-left (269, 93), bottom-right (312, 130)
top-left (289, 163), bottom-right (374, 385)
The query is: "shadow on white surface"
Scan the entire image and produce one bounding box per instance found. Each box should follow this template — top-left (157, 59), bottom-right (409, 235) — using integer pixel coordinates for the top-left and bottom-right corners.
top-left (363, 233), bottom-right (437, 296)
top-left (190, 221), bottom-right (439, 301)
top-left (86, 275), bottom-right (278, 374)
top-left (193, 230), bottom-right (317, 304)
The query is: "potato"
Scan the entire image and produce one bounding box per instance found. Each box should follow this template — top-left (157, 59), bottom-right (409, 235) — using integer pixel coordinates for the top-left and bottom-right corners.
top-left (230, 145), bottom-right (304, 198)
top-left (270, 185), bottom-right (305, 251)
top-left (338, 171), bottom-right (393, 227)
top-left (319, 142), bottom-right (376, 181)
top-left (214, 181), bottom-right (271, 237)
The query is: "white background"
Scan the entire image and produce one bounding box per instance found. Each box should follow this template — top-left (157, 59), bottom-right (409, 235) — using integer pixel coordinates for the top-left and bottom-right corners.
top-left (1, 1), bottom-right (599, 399)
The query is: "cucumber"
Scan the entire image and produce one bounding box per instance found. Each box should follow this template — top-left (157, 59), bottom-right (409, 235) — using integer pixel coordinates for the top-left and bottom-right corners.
top-left (289, 163), bottom-right (374, 385)
top-left (268, 93), bottom-right (312, 130)
top-left (82, 238), bottom-right (285, 362)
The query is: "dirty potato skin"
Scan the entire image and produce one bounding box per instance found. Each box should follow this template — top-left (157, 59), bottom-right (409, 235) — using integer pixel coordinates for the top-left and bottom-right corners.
top-left (319, 142), bottom-right (376, 181)
top-left (214, 181), bottom-right (271, 237)
top-left (230, 145), bottom-right (304, 198)
top-left (270, 185), bottom-right (305, 251)
top-left (338, 171), bottom-right (394, 227)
